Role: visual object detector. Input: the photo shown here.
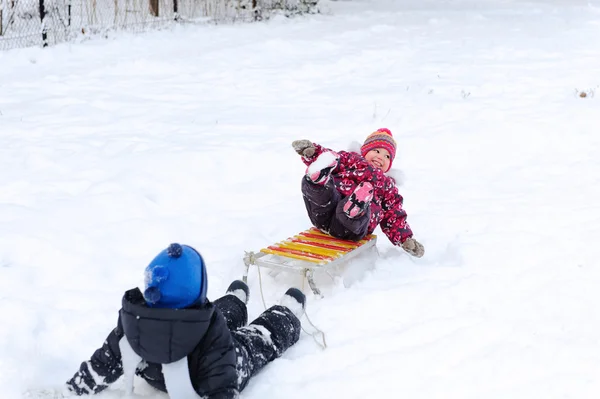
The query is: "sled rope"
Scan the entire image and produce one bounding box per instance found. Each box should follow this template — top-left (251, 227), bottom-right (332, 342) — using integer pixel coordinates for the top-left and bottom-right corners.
top-left (256, 262), bottom-right (268, 310)
top-left (303, 311), bottom-right (327, 350)
top-left (256, 264), bottom-right (327, 350)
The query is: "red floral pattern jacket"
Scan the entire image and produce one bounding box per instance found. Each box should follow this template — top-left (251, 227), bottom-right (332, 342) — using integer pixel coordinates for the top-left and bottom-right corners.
top-left (302, 143), bottom-right (413, 245)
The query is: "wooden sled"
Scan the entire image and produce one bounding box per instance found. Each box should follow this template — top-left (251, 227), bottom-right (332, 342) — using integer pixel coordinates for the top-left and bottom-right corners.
top-left (243, 227), bottom-right (377, 296)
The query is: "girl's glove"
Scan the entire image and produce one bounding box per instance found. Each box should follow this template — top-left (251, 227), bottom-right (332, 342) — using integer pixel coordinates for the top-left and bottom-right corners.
top-left (292, 139), bottom-right (316, 158)
top-left (401, 237), bottom-right (424, 258)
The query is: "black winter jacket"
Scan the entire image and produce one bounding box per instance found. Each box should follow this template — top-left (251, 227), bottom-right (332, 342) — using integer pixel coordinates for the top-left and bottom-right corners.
top-left (66, 288), bottom-right (238, 398)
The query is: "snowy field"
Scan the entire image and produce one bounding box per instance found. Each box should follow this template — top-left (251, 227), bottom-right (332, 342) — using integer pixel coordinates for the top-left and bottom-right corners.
top-left (2, 0), bottom-right (600, 398)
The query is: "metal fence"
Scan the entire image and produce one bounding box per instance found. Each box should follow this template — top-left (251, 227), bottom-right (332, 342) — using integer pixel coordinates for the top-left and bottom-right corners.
top-left (0, 0), bottom-right (318, 50)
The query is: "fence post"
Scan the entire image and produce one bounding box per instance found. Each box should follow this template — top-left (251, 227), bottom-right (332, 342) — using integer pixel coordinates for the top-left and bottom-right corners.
top-left (149, 0), bottom-right (159, 16)
top-left (0, 0), bottom-right (5, 36)
top-left (39, 0), bottom-right (48, 46)
top-left (252, 0), bottom-right (261, 21)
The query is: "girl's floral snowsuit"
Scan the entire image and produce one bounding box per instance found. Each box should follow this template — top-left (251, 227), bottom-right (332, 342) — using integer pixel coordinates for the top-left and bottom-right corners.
top-left (301, 143), bottom-right (413, 245)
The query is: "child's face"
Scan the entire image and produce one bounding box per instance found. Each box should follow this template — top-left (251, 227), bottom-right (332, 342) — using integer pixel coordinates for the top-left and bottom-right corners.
top-left (365, 148), bottom-right (391, 172)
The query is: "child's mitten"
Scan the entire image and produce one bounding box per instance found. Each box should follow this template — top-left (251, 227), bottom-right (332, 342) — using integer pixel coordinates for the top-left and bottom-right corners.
top-left (292, 139), bottom-right (316, 158)
top-left (24, 387), bottom-right (73, 399)
top-left (401, 237), bottom-right (424, 258)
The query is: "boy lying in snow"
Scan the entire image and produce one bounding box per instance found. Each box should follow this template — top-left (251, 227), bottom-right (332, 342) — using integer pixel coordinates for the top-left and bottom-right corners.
top-left (58, 243), bottom-right (305, 398)
top-left (293, 128), bottom-right (424, 258)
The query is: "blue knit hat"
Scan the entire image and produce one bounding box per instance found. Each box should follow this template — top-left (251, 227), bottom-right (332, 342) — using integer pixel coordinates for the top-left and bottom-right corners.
top-left (143, 243), bottom-right (207, 309)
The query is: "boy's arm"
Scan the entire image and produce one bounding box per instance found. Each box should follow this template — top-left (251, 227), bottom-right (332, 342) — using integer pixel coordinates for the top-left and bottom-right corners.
top-left (65, 322), bottom-right (125, 396)
top-left (191, 326), bottom-right (239, 399)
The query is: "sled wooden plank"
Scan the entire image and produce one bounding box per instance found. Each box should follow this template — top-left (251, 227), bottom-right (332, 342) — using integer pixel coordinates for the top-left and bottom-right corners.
top-left (293, 234), bottom-right (361, 249)
top-left (260, 248), bottom-right (328, 264)
top-left (306, 228), bottom-right (374, 245)
top-left (294, 230), bottom-right (360, 249)
top-left (245, 228), bottom-right (379, 295)
top-left (277, 241), bottom-right (346, 258)
top-left (300, 229), bottom-right (374, 247)
top-left (265, 245), bottom-right (334, 260)
top-left (298, 232), bottom-right (363, 248)
top-left (289, 238), bottom-right (353, 252)
top-left (256, 228), bottom-right (377, 268)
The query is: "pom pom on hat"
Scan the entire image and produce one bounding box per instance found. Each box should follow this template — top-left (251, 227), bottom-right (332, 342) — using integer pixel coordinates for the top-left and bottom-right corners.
top-left (360, 128), bottom-right (397, 172)
top-left (166, 243), bottom-right (183, 258)
top-left (143, 243), bottom-right (206, 309)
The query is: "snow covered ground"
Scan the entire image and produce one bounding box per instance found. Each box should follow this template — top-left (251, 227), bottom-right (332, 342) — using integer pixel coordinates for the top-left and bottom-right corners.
top-left (1, 0), bottom-right (600, 398)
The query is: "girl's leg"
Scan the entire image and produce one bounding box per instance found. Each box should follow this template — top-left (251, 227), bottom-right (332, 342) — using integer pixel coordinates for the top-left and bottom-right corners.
top-left (327, 181), bottom-right (373, 241)
top-left (328, 203), bottom-right (370, 241)
top-left (302, 177), bottom-right (340, 231)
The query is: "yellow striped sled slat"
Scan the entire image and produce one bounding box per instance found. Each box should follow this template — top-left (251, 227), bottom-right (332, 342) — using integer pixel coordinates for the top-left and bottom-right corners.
top-left (259, 228), bottom-right (377, 265)
top-left (277, 241), bottom-right (345, 257)
top-left (292, 234), bottom-right (359, 249)
top-left (304, 228), bottom-right (374, 246)
top-left (260, 247), bottom-right (329, 264)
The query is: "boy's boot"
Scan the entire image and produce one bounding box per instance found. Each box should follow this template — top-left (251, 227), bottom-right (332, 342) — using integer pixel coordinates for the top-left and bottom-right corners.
top-left (343, 182), bottom-right (374, 218)
top-left (306, 151), bottom-right (339, 186)
top-left (226, 280), bottom-right (250, 305)
top-left (279, 288), bottom-right (306, 319)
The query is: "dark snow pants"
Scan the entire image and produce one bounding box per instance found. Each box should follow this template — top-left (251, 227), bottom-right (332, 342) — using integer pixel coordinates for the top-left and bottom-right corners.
top-left (301, 177), bottom-right (370, 241)
top-left (213, 295), bottom-right (301, 391)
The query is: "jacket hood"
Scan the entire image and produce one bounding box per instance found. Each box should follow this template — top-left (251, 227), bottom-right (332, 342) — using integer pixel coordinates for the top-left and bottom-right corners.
top-left (119, 288), bottom-right (215, 364)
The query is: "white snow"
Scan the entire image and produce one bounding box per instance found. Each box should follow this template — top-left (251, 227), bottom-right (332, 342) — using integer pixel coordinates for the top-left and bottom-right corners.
top-left (2, 0), bottom-right (600, 398)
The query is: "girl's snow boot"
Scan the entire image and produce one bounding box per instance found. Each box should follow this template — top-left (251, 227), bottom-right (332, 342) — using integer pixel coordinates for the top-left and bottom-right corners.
top-left (343, 182), bottom-right (374, 218)
top-left (306, 151), bottom-right (339, 185)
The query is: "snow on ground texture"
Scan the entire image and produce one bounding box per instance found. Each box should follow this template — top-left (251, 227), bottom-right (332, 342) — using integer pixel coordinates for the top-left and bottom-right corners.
top-left (1, 0), bottom-right (600, 398)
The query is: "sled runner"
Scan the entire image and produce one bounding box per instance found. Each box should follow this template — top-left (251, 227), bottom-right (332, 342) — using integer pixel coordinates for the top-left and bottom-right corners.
top-left (243, 227), bottom-right (377, 296)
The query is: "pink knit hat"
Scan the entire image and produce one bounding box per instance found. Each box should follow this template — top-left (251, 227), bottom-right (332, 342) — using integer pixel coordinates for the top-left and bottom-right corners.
top-left (360, 128), bottom-right (397, 171)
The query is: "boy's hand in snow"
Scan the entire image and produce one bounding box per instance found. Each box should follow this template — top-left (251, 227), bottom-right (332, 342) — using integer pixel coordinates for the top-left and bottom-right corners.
top-left (23, 386), bottom-right (74, 399)
top-left (292, 139), bottom-right (316, 158)
top-left (402, 237), bottom-right (424, 258)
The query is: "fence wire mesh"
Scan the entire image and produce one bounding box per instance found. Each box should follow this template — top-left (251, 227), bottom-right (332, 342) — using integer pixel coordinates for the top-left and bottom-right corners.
top-left (0, 0), bottom-right (317, 50)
